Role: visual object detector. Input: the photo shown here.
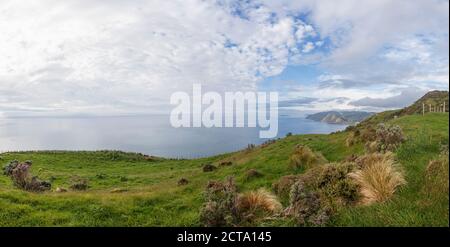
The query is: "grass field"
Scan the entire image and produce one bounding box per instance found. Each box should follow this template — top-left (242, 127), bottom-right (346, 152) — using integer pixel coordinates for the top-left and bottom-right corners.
top-left (0, 113), bottom-right (448, 226)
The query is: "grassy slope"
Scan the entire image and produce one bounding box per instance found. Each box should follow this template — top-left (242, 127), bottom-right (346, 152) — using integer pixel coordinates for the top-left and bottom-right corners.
top-left (0, 113), bottom-right (448, 226)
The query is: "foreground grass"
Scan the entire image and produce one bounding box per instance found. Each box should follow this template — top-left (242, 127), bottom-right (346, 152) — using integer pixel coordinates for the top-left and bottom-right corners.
top-left (0, 113), bottom-right (448, 226)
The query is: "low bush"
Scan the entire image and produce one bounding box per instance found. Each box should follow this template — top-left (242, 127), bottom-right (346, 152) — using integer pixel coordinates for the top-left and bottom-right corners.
top-left (349, 152), bottom-right (406, 205)
top-left (289, 145), bottom-right (327, 170)
top-left (272, 175), bottom-right (300, 199)
top-left (199, 177), bottom-right (239, 227)
top-left (202, 164), bottom-right (217, 172)
top-left (3, 160), bottom-right (51, 192)
top-left (314, 163), bottom-right (359, 205)
top-left (70, 177), bottom-right (89, 191)
top-left (177, 178), bottom-right (189, 186)
top-left (244, 169), bottom-right (263, 180)
top-left (285, 181), bottom-right (331, 226)
top-left (218, 161), bottom-right (233, 167)
top-left (295, 163), bottom-right (359, 206)
top-left (374, 123), bottom-right (406, 152)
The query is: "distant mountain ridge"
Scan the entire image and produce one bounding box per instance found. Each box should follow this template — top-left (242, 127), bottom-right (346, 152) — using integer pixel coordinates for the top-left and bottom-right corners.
top-left (306, 111), bottom-right (374, 124)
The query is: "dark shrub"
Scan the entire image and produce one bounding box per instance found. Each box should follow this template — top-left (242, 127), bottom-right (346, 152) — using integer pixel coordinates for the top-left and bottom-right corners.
top-left (360, 127), bottom-right (377, 142)
top-left (202, 164), bottom-right (217, 172)
top-left (199, 177), bottom-right (239, 227)
top-left (272, 175), bottom-right (300, 199)
top-left (178, 178), bottom-right (189, 186)
top-left (218, 161), bottom-right (233, 167)
top-left (306, 162), bottom-right (359, 205)
top-left (244, 169), bottom-right (263, 180)
top-left (286, 132), bottom-right (293, 137)
top-left (70, 177), bottom-right (89, 191)
top-left (285, 181), bottom-right (331, 226)
top-left (4, 160), bottom-right (51, 192)
top-left (3, 160), bottom-right (19, 176)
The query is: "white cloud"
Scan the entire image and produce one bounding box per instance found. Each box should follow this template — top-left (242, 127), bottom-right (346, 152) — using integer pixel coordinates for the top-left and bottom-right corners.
top-left (0, 0), bottom-right (448, 116)
top-left (0, 0), bottom-right (315, 116)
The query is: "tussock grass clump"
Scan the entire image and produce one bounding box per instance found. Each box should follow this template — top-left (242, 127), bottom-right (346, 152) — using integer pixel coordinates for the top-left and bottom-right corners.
top-left (289, 145), bottom-right (327, 170)
top-left (364, 141), bottom-right (379, 153)
top-left (345, 132), bottom-right (357, 147)
top-left (423, 151), bottom-right (449, 196)
top-left (360, 127), bottom-right (377, 142)
top-left (237, 188), bottom-right (282, 223)
top-left (199, 177), bottom-right (239, 227)
top-left (354, 152), bottom-right (394, 169)
top-left (349, 152), bottom-right (406, 205)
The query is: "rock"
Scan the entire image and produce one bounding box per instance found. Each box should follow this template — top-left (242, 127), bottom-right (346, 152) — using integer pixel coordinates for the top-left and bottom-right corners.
top-left (110, 188), bottom-right (128, 193)
top-left (55, 187), bottom-right (67, 193)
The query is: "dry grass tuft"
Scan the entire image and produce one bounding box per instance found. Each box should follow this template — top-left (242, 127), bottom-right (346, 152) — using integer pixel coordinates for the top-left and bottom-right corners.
top-left (289, 145), bottom-right (327, 169)
top-left (349, 153), bottom-right (406, 205)
top-left (237, 188), bottom-right (282, 217)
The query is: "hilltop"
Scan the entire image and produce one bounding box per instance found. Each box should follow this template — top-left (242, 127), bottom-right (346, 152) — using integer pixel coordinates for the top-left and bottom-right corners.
top-left (398, 90), bottom-right (449, 116)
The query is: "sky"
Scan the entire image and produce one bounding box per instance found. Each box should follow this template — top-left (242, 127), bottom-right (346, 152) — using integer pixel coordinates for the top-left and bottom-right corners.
top-left (0, 0), bottom-right (448, 117)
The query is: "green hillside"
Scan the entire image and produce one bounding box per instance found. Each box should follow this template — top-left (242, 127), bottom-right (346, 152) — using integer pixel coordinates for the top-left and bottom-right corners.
top-left (0, 112), bottom-right (448, 226)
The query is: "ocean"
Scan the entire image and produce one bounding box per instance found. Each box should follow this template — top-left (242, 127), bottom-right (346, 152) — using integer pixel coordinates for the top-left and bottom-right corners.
top-left (0, 115), bottom-right (346, 158)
